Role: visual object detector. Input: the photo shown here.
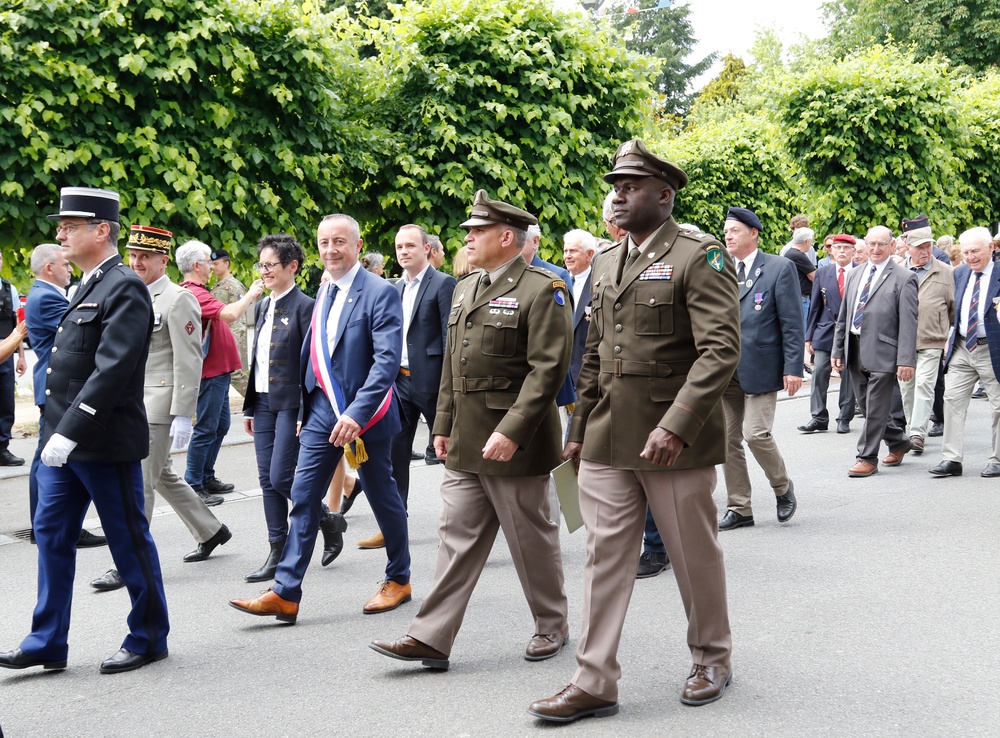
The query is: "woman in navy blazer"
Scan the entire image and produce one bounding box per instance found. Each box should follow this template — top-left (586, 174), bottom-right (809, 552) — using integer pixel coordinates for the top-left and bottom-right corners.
top-left (242, 235), bottom-right (314, 582)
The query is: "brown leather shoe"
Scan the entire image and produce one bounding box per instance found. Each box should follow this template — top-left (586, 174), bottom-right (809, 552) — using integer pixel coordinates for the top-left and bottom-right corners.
top-left (528, 684), bottom-right (619, 723)
top-left (910, 435), bottom-right (925, 455)
top-left (369, 635), bottom-right (449, 669)
top-left (680, 664), bottom-right (732, 706)
top-left (848, 460), bottom-right (878, 477)
top-left (363, 580), bottom-right (411, 614)
top-left (525, 630), bottom-right (569, 661)
top-left (882, 440), bottom-right (911, 466)
top-left (357, 531), bottom-right (385, 549)
top-left (228, 589), bottom-right (298, 624)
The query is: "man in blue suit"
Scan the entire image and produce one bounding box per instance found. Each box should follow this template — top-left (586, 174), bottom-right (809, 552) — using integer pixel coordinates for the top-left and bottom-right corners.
top-left (929, 227), bottom-right (1000, 477)
top-left (720, 207), bottom-right (802, 530)
top-left (525, 224), bottom-right (571, 284)
top-left (230, 213), bottom-right (410, 622)
top-left (389, 224), bottom-right (456, 513)
top-left (24, 244), bottom-right (106, 548)
top-left (799, 234), bottom-right (858, 435)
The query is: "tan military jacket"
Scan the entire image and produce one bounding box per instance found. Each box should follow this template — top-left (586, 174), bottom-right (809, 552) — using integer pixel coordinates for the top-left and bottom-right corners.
top-left (433, 256), bottom-right (572, 476)
top-left (568, 217), bottom-right (740, 470)
top-left (211, 274), bottom-right (250, 349)
top-left (144, 278), bottom-right (204, 425)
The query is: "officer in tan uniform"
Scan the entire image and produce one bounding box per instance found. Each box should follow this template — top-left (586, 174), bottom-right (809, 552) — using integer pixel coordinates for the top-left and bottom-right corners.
top-left (210, 249), bottom-right (252, 395)
top-left (530, 140), bottom-right (741, 723)
top-left (370, 190), bottom-right (572, 670)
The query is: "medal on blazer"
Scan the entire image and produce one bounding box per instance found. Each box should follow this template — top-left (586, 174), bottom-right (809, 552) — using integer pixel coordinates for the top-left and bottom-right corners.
top-left (754, 292), bottom-right (764, 311)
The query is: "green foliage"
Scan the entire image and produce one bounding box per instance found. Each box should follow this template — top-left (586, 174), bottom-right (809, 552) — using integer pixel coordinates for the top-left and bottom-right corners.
top-left (693, 54), bottom-right (746, 108)
top-left (0, 0), bottom-right (379, 288)
top-left (369, 0), bottom-right (654, 264)
top-left (605, 0), bottom-right (716, 115)
top-left (659, 114), bottom-right (801, 250)
top-left (822, 0), bottom-right (1000, 72)
top-left (778, 45), bottom-right (983, 235)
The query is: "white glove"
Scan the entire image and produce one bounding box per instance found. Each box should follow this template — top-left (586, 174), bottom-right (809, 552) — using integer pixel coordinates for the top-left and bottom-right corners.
top-left (41, 433), bottom-right (78, 467)
top-left (169, 415), bottom-right (193, 451)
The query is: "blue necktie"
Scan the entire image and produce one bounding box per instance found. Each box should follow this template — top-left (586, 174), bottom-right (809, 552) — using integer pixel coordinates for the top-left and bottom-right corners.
top-left (305, 284), bottom-right (337, 392)
top-left (852, 265), bottom-right (877, 330)
top-left (966, 272), bottom-right (982, 351)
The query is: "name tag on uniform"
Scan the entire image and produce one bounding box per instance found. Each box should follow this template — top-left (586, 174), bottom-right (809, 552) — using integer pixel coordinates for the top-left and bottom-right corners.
top-left (638, 264), bottom-right (673, 281)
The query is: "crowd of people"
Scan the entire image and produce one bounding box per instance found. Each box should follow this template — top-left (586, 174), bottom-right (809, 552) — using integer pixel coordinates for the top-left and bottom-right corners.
top-left (1, 140), bottom-right (999, 725)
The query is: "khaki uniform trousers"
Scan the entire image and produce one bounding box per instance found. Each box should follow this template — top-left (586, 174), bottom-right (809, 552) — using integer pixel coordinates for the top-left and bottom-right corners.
top-left (899, 348), bottom-right (942, 439)
top-left (722, 382), bottom-right (790, 515)
top-left (407, 468), bottom-right (568, 656)
top-left (942, 341), bottom-right (1000, 464)
top-left (572, 461), bottom-right (731, 703)
top-left (143, 422), bottom-right (222, 543)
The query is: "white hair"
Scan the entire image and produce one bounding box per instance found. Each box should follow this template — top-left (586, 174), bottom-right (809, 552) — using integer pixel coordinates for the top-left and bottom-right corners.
top-left (564, 229), bottom-right (596, 254)
top-left (526, 224), bottom-right (541, 241)
top-left (30, 243), bottom-right (63, 275)
top-left (792, 227), bottom-right (815, 245)
top-left (960, 226), bottom-right (993, 248)
top-left (176, 240), bottom-right (211, 274)
top-left (603, 191), bottom-right (616, 221)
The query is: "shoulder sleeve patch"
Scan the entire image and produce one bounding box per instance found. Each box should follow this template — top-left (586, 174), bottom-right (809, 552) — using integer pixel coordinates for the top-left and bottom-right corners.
top-left (552, 280), bottom-right (568, 306)
top-left (706, 245), bottom-right (726, 273)
top-left (552, 280), bottom-right (567, 291)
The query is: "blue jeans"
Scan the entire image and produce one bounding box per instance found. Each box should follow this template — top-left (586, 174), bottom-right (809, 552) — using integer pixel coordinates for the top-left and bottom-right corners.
top-left (185, 373), bottom-right (231, 487)
top-left (801, 296), bottom-right (810, 327)
top-left (251, 393), bottom-right (300, 542)
top-left (643, 505), bottom-right (665, 554)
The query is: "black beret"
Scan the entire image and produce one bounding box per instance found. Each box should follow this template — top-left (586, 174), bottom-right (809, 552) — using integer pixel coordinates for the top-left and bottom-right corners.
top-left (901, 215), bottom-right (930, 232)
top-left (725, 207), bottom-right (763, 232)
top-left (210, 249), bottom-right (231, 261)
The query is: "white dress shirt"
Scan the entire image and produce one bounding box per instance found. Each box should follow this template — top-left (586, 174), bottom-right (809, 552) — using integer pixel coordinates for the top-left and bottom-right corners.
top-left (571, 266), bottom-right (591, 309)
top-left (254, 284), bottom-right (294, 393)
top-left (960, 259), bottom-right (993, 339)
top-left (400, 264), bottom-right (430, 369)
top-left (326, 261), bottom-right (362, 355)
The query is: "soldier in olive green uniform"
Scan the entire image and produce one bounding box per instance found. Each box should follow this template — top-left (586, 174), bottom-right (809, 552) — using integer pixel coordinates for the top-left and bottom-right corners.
top-left (370, 191), bottom-right (572, 670)
top-left (210, 249), bottom-right (252, 396)
top-left (530, 140), bottom-right (741, 724)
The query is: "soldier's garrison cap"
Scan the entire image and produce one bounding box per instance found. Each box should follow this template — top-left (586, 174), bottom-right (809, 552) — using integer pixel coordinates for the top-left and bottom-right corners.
top-left (603, 139), bottom-right (688, 191)
top-left (460, 190), bottom-right (538, 232)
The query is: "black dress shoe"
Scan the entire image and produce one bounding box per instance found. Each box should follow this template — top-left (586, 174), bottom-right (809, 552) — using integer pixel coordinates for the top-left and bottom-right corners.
top-left (409, 450), bottom-right (423, 461)
top-left (424, 451), bottom-right (445, 465)
top-left (928, 422), bottom-right (944, 437)
top-left (776, 482), bottom-right (797, 523)
top-left (636, 551), bottom-right (670, 579)
top-left (836, 420), bottom-right (851, 434)
top-left (0, 448), bottom-right (24, 466)
top-left (183, 524), bottom-right (232, 562)
top-left (718, 510), bottom-right (754, 531)
top-left (91, 569), bottom-right (125, 591)
top-left (202, 477), bottom-right (235, 493)
top-left (340, 478), bottom-right (364, 515)
top-left (320, 512), bottom-right (348, 566)
top-left (981, 462), bottom-right (1000, 478)
top-left (192, 486), bottom-right (224, 506)
top-left (99, 647), bottom-right (168, 674)
top-left (929, 460), bottom-right (963, 477)
top-left (77, 529), bottom-right (108, 548)
top-left (797, 419), bottom-right (828, 433)
top-left (0, 647), bottom-right (67, 671)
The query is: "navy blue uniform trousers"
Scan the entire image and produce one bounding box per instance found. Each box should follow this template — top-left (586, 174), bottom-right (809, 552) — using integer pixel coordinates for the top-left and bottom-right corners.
top-left (272, 388), bottom-right (410, 604)
top-left (22, 460), bottom-right (169, 661)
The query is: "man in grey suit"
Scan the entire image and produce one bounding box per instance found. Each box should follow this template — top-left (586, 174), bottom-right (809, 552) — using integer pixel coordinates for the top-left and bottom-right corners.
top-left (720, 207), bottom-right (802, 531)
top-left (89, 225), bottom-right (233, 592)
top-left (833, 225), bottom-right (918, 477)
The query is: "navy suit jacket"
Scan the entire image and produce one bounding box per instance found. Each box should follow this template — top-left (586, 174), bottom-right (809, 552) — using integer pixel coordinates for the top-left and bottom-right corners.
top-left (735, 250), bottom-right (804, 395)
top-left (568, 269), bottom-right (592, 383)
top-left (945, 263), bottom-right (1000, 383)
top-left (244, 285), bottom-right (314, 416)
top-left (25, 280), bottom-right (68, 407)
top-left (805, 263), bottom-right (851, 353)
top-left (395, 266), bottom-right (457, 395)
top-left (531, 254), bottom-right (571, 284)
top-left (300, 268), bottom-right (402, 441)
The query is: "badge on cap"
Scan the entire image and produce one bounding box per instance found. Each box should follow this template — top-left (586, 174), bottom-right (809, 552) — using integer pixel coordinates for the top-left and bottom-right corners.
top-left (706, 245), bottom-right (725, 273)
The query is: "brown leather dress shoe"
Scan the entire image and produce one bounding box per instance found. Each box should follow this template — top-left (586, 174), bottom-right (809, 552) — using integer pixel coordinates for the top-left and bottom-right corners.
top-left (848, 460), bottom-right (878, 477)
top-left (369, 635), bottom-right (449, 669)
top-left (525, 630), bottom-right (569, 661)
top-left (528, 684), bottom-right (619, 723)
top-left (680, 664), bottom-right (732, 706)
top-left (357, 531), bottom-right (385, 549)
top-left (229, 589), bottom-right (298, 624)
top-left (363, 580), bottom-right (411, 614)
top-left (882, 440), bottom-right (911, 466)
top-left (910, 435), bottom-right (925, 455)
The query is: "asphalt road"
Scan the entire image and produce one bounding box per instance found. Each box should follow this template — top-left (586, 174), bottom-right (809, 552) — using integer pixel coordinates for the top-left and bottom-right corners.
top-left (1, 393), bottom-right (998, 737)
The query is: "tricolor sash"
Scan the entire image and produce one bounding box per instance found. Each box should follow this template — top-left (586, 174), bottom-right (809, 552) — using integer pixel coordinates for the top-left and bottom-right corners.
top-left (310, 281), bottom-right (394, 467)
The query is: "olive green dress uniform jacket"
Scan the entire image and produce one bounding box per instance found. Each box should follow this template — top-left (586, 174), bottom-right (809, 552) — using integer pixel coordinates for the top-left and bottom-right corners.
top-left (433, 256), bottom-right (572, 476)
top-left (568, 218), bottom-right (740, 470)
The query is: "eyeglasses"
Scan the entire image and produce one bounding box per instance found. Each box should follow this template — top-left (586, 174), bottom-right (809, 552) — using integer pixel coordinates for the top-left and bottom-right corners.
top-left (255, 261), bottom-right (284, 273)
top-left (56, 221), bottom-right (98, 236)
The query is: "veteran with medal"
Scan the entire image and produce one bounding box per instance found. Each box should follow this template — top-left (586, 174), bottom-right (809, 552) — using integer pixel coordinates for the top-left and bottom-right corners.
top-left (370, 190), bottom-right (572, 669)
top-left (530, 140), bottom-right (740, 722)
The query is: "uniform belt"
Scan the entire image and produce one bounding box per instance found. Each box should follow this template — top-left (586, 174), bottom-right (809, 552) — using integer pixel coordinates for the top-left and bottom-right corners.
top-left (958, 334), bottom-right (988, 347)
top-left (452, 376), bottom-right (520, 393)
top-left (399, 366), bottom-right (411, 376)
top-left (599, 359), bottom-right (692, 378)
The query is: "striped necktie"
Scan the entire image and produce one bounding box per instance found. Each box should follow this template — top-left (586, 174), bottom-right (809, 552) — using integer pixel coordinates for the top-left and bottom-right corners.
top-left (852, 265), bottom-right (877, 330)
top-left (966, 272), bottom-right (982, 351)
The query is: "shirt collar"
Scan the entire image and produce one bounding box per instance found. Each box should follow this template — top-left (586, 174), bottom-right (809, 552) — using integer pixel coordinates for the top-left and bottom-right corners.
top-left (332, 261), bottom-right (362, 293)
top-left (404, 264), bottom-right (431, 286)
top-left (146, 274), bottom-right (170, 295)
